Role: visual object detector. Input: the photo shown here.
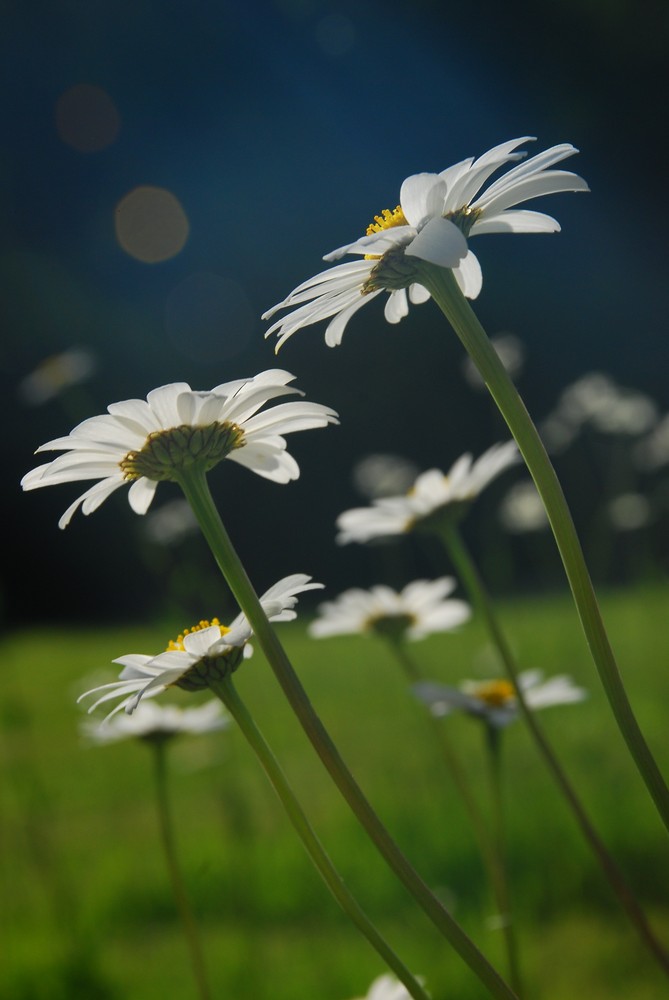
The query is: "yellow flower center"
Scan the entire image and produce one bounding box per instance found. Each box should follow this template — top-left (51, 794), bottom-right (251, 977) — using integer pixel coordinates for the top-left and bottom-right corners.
top-left (364, 205), bottom-right (409, 262)
top-left (166, 618), bottom-right (231, 652)
top-left (471, 679), bottom-right (515, 708)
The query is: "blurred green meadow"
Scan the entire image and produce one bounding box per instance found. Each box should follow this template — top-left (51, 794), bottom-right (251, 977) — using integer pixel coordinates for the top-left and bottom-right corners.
top-left (2, 585), bottom-right (668, 1000)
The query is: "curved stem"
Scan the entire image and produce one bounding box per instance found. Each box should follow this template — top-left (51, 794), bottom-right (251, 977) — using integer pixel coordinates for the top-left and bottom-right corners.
top-left (177, 466), bottom-right (519, 1000)
top-left (390, 640), bottom-right (524, 996)
top-left (415, 261), bottom-right (669, 835)
top-left (439, 523), bottom-right (669, 977)
top-left (151, 740), bottom-right (212, 1000)
top-left (210, 675), bottom-right (429, 1000)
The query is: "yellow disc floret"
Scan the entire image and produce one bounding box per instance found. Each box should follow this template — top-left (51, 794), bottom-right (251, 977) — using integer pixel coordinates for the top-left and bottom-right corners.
top-left (366, 205), bottom-right (408, 236)
top-left (470, 679), bottom-right (516, 708)
top-left (166, 618), bottom-right (231, 652)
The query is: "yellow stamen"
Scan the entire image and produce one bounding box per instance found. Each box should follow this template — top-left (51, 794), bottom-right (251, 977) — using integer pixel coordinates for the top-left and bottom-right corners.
top-left (166, 618), bottom-right (230, 652)
top-left (471, 679), bottom-right (515, 708)
top-left (366, 205), bottom-right (408, 236)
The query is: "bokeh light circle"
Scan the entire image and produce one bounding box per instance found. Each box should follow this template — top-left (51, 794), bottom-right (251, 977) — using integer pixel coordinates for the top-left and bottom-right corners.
top-left (55, 84), bottom-right (120, 152)
top-left (115, 186), bottom-right (189, 263)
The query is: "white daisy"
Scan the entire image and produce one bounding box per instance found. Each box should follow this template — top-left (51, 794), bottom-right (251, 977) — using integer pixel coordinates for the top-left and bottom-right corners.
top-left (413, 669), bottom-right (587, 728)
top-left (337, 442), bottom-right (518, 545)
top-left (349, 973), bottom-right (423, 1000)
top-left (264, 137), bottom-right (588, 349)
top-left (309, 578), bottom-right (470, 643)
top-left (82, 699), bottom-right (229, 744)
top-left (79, 575), bottom-right (322, 720)
top-left (21, 370), bottom-right (338, 528)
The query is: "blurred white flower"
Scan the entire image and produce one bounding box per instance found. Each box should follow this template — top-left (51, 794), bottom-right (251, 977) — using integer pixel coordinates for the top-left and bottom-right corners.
top-left (18, 347), bottom-right (96, 406)
top-left (498, 480), bottom-right (549, 533)
top-left (607, 493), bottom-right (652, 531)
top-left (350, 973), bottom-right (424, 1000)
top-left (541, 373), bottom-right (658, 451)
top-left (309, 578), bottom-right (471, 643)
top-left (352, 453), bottom-right (421, 500)
top-left (337, 443), bottom-right (518, 545)
top-left (264, 138), bottom-right (587, 349)
top-left (78, 575), bottom-right (322, 720)
top-left (143, 498), bottom-right (199, 545)
top-left (82, 699), bottom-right (228, 744)
top-left (414, 669), bottom-right (587, 728)
top-left (462, 333), bottom-right (524, 390)
top-left (634, 414), bottom-right (669, 470)
top-left (22, 370), bottom-right (338, 528)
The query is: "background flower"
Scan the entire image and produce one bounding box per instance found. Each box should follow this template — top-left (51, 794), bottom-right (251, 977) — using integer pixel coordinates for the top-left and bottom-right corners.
top-left (81, 699), bottom-right (228, 744)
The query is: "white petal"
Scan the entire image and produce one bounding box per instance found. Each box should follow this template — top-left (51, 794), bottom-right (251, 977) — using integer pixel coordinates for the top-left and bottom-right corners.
top-left (127, 477), bottom-right (158, 515)
top-left (470, 210), bottom-right (561, 235)
top-left (408, 283), bottom-right (431, 304)
top-left (399, 173), bottom-right (446, 228)
top-left (384, 289), bottom-right (409, 324)
top-left (452, 251), bottom-right (483, 299)
top-left (405, 217), bottom-right (468, 267)
top-left (324, 291), bottom-right (380, 347)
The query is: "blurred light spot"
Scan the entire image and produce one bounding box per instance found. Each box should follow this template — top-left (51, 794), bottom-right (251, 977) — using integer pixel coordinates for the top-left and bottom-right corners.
top-left (463, 333), bottom-right (524, 390)
top-left (18, 347), bottom-right (97, 406)
top-left (498, 481), bottom-right (549, 534)
top-left (165, 272), bottom-right (254, 360)
top-left (315, 13), bottom-right (357, 56)
top-left (55, 84), bottom-right (120, 152)
top-left (115, 187), bottom-right (189, 263)
top-left (143, 499), bottom-right (199, 546)
top-left (352, 453), bottom-right (419, 499)
top-left (607, 493), bottom-right (651, 531)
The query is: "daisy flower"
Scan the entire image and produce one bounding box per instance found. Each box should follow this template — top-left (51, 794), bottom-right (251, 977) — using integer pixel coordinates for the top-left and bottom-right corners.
top-left (264, 137), bottom-right (588, 349)
top-left (309, 578), bottom-right (470, 643)
top-left (82, 699), bottom-right (228, 745)
top-left (21, 370), bottom-right (338, 528)
top-left (414, 669), bottom-right (587, 728)
top-left (79, 575), bottom-right (322, 720)
top-left (349, 973), bottom-right (425, 1000)
top-left (337, 442), bottom-right (518, 545)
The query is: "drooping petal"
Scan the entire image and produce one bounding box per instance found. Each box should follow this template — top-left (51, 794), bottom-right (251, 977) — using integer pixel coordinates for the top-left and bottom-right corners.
top-left (404, 217), bottom-right (468, 267)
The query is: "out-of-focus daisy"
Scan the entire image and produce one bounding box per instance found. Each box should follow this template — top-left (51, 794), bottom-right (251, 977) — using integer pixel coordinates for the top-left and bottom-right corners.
top-left (264, 137), bottom-right (588, 349)
top-left (309, 578), bottom-right (471, 643)
top-left (541, 373), bottom-right (658, 452)
top-left (337, 442), bottom-right (518, 545)
top-left (498, 480), bottom-right (549, 534)
top-left (349, 973), bottom-right (425, 1000)
top-left (21, 370), bottom-right (338, 528)
top-left (607, 493), bottom-right (652, 532)
top-left (18, 347), bottom-right (97, 406)
top-left (414, 669), bottom-right (587, 728)
top-left (82, 699), bottom-right (228, 745)
top-left (634, 414), bottom-right (669, 471)
top-left (351, 453), bottom-right (420, 500)
top-left (143, 498), bottom-right (199, 546)
top-left (79, 575), bottom-right (321, 720)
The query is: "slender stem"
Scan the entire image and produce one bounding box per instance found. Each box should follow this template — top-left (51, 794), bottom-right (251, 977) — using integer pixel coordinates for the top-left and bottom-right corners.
top-left (151, 740), bottom-right (213, 1000)
top-left (177, 466), bottom-right (519, 1000)
top-left (210, 675), bottom-right (430, 1000)
top-left (390, 640), bottom-right (523, 995)
top-left (439, 522), bottom-right (669, 976)
top-left (415, 262), bottom-right (669, 834)
top-left (482, 727), bottom-right (523, 999)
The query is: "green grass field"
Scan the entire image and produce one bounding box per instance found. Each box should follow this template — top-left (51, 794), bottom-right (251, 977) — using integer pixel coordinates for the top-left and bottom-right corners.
top-left (2, 585), bottom-right (668, 999)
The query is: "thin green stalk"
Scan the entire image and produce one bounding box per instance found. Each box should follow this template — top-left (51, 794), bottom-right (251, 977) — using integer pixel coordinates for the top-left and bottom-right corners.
top-left (415, 261), bottom-right (669, 835)
top-left (210, 674), bottom-right (429, 1000)
top-left (438, 522), bottom-right (669, 977)
top-left (390, 640), bottom-right (524, 996)
top-left (177, 466), bottom-right (519, 1000)
top-left (482, 726), bottom-right (523, 999)
top-left (152, 740), bottom-right (212, 1000)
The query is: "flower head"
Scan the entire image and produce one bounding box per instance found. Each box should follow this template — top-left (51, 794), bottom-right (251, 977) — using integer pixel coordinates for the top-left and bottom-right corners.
top-left (309, 578), bottom-right (470, 643)
top-left (264, 137), bottom-right (588, 349)
top-left (21, 370), bottom-right (338, 528)
top-left (79, 575), bottom-right (322, 720)
top-left (18, 347), bottom-right (97, 406)
top-left (337, 442), bottom-right (518, 545)
top-left (414, 669), bottom-right (587, 728)
top-left (82, 699), bottom-right (228, 745)
top-left (349, 973), bottom-right (424, 1000)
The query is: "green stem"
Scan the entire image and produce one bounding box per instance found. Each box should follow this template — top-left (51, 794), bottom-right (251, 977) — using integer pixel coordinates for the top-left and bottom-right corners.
top-left (390, 640), bottom-right (524, 996)
top-left (177, 466), bottom-right (519, 1000)
top-left (151, 740), bottom-right (212, 1000)
top-left (416, 262), bottom-right (669, 835)
top-left (439, 523), bottom-right (669, 977)
top-left (210, 675), bottom-right (429, 1000)
top-left (482, 727), bottom-right (523, 999)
